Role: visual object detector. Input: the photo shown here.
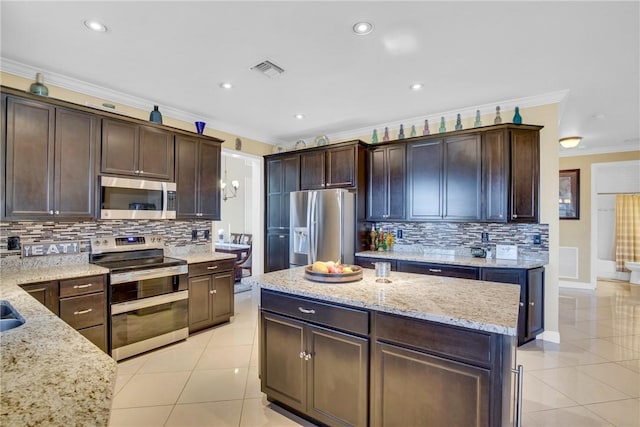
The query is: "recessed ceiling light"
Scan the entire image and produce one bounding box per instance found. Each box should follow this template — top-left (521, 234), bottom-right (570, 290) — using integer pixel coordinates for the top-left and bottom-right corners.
top-left (353, 22), bottom-right (373, 35)
top-left (410, 83), bottom-right (423, 90)
top-left (219, 82), bottom-right (233, 89)
top-left (83, 19), bottom-right (108, 32)
top-left (294, 114), bottom-right (305, 119)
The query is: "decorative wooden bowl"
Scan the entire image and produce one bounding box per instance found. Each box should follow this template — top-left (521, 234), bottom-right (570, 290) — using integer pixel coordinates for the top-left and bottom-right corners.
top-left (303, 265), bottom-right (363, 283)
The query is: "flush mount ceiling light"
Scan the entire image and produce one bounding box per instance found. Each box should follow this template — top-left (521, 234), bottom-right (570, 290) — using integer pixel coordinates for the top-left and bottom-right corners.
top-left (294, 114), bottom-right (305, 119)
top-left (352, 21), bottom-right (374, 35)
top-left (559, 136), bottom-right (582, 148)
top-left (409, 83), bottom-right (423, 90)
top-left (83, 19), bottom-right (108, 32)
top-left (219, 82), bottom-right (233, 89)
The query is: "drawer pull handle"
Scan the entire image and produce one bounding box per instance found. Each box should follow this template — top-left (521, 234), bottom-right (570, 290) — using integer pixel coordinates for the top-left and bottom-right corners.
top-left (207, 266), bottom-right (218, 270)
top-left (428, 269), bottom-right (442, 273)
top-left (299, 351), bottom-right (306, 359)
top-left (73, 308), bottom-right (93, 315)
top-left (279, 235), bottom-right (285, 239)
top-left (298, 307), bottom-right (316, 315)
top-left (73, 284), bottom-right (93, 289)
top-left (304, 353), bottom-right (312, 361)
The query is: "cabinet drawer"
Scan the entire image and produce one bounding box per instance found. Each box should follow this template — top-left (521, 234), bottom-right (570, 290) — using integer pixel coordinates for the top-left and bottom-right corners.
top-left (397, 261), bottom-right (479, 279)
top-left (261, 289), bottom-right (369, 336)
top-left (59, 275), bottom-right (105, 297)
top-left (354, 256), bottom-right (396, 271)
top-left (189, 259), bottom-right (235, 277)
top-left (59, 293), bottom-right (105, 330)
top-left (374, 312), bottom-right (494, 367)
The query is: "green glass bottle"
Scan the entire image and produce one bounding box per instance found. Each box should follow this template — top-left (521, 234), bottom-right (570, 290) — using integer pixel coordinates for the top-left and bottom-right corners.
top-left (513, 106), bottom-right (522, 124)
top-left (29, 73), bottom-right (49, 96)
top-left (439, 117), bottom-right (446, 133)
top-left (455, 114), bottom-right (463, 130)
top-left (410, 124), bottom-right (417, 137)
top-left (371, 129), bottom-right (379, 144)
top-left (474, 110), bottom-right (482, 127)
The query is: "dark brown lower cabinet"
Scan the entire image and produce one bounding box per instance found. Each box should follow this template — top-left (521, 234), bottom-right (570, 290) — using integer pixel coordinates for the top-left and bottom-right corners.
top-left (260, 293), bottom-right (369, 427)
top-left (188, 259), bottom-right (235, 333)
top-left (396, 260), bottom-right (479, 279)
top-left (19, 281), bottom-right (59, 315)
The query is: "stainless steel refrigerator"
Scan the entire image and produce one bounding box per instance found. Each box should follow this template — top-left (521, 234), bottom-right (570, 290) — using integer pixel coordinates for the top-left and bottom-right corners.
top-left (290, 189), bottom-right (355, 267)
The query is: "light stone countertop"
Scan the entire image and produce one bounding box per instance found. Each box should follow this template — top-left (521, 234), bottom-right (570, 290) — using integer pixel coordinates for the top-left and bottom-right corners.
top-left (172, 252), bottom-right (237, 264)
top-left (0, 264), bottom-right (116, 427)
top-left (244, 266), bottom-right (520, 336)
top-left (356, 250), bottom-right (547, 269)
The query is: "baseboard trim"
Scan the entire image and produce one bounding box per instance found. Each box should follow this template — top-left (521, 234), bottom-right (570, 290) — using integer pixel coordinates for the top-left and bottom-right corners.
top-left (559, 280), bottom-right (596, 290)
top-left (536, 330), bottom-right (561, 343)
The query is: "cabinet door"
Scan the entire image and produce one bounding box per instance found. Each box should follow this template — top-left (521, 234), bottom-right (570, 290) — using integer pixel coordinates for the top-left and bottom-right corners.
top-left (78, 324), bottom-right (107, 353)
top-left (443, 135), bottom-right (481, 221)
top-left (266, 232), bottom-right (289, 272)
top-left (482, 130), bottom-right (508, 222)
top-left (307, 326), bottom-right (368, 427)
top-left (188, 274), bottom-right (213, 333)
top-left (407, 140), bottom-right (443, 220)
top-left (197, 140), bottom-right (221, 219)
top-left (510, 129), bottom-right (539, 222)
top-left (373, 342), bottom-right (490, 427)
top-left (300, 151), bottom-right (325, 190)
top-left (387, 145), bottom-right (406, 220)
top-left (397, 260), bottom-right (479, 279)
top-left (480, 268), bottom-right (528, 344)
top-left (101, 119), bottom-right (139, 176)
top-left (211, 270), bottom-right (234, 324)
top-left (367, 147), bottom-right (388, 220)
top-left (260, 312), bottom-right (307, 412)
top-left (266, 158), bottom-right (284, 230)
top-left (526, 268), bottom-right (544, 341)
top-left (326, 145), bottom-right (355, 188)
top-left (175, 135), bottom-right (199, 218)
top-left (138, 125), bottom-right (174, 181)
top-left (54, 107), bottom-right (99, 219)
top-left (19, 281), bottom-right (59, 315)
top-left (4, 96), bottom-right (55, 219)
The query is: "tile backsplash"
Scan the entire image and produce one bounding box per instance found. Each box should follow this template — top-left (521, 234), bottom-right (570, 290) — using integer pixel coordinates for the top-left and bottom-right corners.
top-left (0, 219), bottom-right (212, 262)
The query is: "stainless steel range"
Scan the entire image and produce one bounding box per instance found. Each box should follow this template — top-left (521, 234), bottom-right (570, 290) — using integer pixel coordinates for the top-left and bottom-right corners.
top-left (90, 235), bottom-right (188, 361)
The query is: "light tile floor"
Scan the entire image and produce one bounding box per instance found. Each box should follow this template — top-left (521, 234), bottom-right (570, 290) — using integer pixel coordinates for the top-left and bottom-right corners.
top-left (109, 280), bottom-right (640, 427)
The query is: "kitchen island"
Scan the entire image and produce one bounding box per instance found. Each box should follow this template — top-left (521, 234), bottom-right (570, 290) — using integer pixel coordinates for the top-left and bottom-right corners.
top-left (245, 267), bottom-right (522, 427)
top-left (0, 264), bottom-right (116, 427)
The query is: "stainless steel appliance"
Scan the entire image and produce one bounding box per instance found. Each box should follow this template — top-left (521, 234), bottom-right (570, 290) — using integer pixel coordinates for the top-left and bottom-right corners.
top-left (290, 189), bottom-right (355, 267)
top-left (100, 176), bottom-right (176, 220)
top-left (90, 235), bottom-right (188, 361)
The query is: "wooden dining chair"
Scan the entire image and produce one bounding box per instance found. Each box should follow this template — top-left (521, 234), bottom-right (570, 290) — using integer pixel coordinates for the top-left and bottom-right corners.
top-left (235, 241), bottom-right (252, 278)
top-left (230, 233), bottom-right (243, 244)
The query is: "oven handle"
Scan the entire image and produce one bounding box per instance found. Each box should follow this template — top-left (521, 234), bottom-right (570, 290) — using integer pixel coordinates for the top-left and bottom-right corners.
top-left (110, 265), bottom-right (188, 284)
top-left (111, 290), bottom-right (188, 315)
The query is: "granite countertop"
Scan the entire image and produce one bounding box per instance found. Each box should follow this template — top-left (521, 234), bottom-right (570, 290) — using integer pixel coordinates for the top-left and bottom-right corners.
top-left (356, 250), bottom-right (547, 269)
top-left (173, 252), bottom-right (237, 264)
top-left (245, 266), bottom-right (520, 336)
top-left (0, 264), bottom-right (116, 426)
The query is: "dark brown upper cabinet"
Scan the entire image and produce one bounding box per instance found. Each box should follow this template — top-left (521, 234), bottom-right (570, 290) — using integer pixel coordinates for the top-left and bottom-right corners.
top-left (101, 119), bottom-right (174, 181)
top-left (3, 95), bottom-right (99, 220)
top-left (175, 135), bottom-right (221, 220)
top-left (266, 153), bottom-right (300, 231)
top-left (367, 144), bottom-right (406, 220)
top-left (407, 139), bottom-right (444, 220)
top-left (300, 143), bottom-right (362, 190)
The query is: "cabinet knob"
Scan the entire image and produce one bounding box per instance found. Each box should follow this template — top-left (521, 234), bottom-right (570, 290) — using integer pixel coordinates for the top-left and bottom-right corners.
top-left (519, 302), bottom-right (524, 307)
top-left (139, 170), bottom-right (144, 174)
top-left (134, 170), bottom-right (140, 174)
top-left (304, 353), bottom-right (312, 361)
top-left (512, 214), bottom-right (518, 219)
top-left (209, 289), bottom-right (217, 294)
top-left (299, 351), bottom-right (306, 359)
top-left (279, 235), bottom-right (285, 239)
top-left (49, 210), bottom-right (54, 215)
top-left (529, 301), bottom-right (535, 306)
top-left (55, 210), bottom-right (60, 215)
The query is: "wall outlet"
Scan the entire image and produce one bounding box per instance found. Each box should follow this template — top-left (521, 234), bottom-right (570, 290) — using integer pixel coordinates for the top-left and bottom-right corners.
top-left (481, 232), bottom-right (489, 243)
top-left (204, 230), bottom-right (210, 240)
top-left (191, 230), bottom-right (198, 240)
top-left (533, 234), bottom-right (541, 245)
top-left (397, 228), bottom-right (403, 239)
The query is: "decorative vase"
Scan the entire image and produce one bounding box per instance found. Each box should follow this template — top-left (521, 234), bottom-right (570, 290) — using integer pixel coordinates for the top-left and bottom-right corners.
top-left (195, 121), bottom-right (206, 134)
top-left (29, 73), bottom-right (49, 96)
top-left (149, 105), bottom-right (163, 124)
top-left (494, 106), bottom-right (502, 124)
top-left (455, 114), bottom-right (463, 131)
top-left (383, 127), bottom-right (390, 142)
top-left (474, 110), bottom-right (482, 127)
top-left (439, 117), bottom-right (446, 133)
top-left (513, 106), bottom-right (522, 124)
top-left (423, 119), bottom-right (430, 135)
top-left (371, 129), bottom-right (378, 143)
top-left (398, 124), bottom-right (405, 139)
top-left (410, 125), bottom-right (417, 137)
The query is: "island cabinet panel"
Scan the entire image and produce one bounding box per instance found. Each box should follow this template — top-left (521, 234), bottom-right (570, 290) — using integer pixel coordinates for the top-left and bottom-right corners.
top-left (188, 259), bottom-right (235, 333)
top-left (372, 312), bottom-right (509, 427)
top-left (367, 144), bottom-right (406, 221)
top-left (4, 96), bottom-right (98, 220)
top-left (101, 119), bottom-right (174, 181)
top-left (396, 260), bottom-right (479, 279)
top-left (480, 267), bottom-right (544, 345)
top-left (175, 135), bottom-right (221, 220)
top-left (260, 290), bottom-right (369, 427)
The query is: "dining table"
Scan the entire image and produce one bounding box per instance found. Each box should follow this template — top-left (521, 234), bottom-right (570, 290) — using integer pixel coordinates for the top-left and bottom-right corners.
top-left (215, 242), bottom-right (251, 282)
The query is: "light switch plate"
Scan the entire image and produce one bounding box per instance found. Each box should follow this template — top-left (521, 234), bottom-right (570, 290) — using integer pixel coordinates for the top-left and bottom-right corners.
top-left (496, 244), bottom-right (518, 260)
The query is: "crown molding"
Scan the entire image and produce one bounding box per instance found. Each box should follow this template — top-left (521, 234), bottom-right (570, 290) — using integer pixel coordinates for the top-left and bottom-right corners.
top-left (0, 58), bottom-right (273, 144)
top-left (308, 90), bottom-right (570, 144)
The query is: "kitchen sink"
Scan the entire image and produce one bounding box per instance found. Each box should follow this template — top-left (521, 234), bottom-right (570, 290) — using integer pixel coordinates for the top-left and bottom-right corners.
top-left (0, 300), bottom-right (26, 332)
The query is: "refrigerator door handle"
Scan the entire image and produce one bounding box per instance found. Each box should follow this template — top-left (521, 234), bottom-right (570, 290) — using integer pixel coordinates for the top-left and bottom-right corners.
top-left (308, 191), bottom-right (317, 264)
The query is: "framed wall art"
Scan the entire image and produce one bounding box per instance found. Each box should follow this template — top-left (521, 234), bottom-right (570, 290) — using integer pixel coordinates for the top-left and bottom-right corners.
top-left (559, 169), bottom-right (580, 219)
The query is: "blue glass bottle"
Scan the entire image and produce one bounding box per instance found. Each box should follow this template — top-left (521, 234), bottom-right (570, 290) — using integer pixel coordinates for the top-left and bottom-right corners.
top-left (398, 124), bottom-right (405, 139)
top-left (513, 106), bottom-right (522, 124)
top-left (149, 105), bottom-right (163, 124)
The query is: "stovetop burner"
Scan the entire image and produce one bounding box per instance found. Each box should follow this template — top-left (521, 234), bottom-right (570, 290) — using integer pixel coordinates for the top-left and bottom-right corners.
top-left (89, 235), bottom-right (186, 273)
top-left (91, 255), bottom-right (186, 273)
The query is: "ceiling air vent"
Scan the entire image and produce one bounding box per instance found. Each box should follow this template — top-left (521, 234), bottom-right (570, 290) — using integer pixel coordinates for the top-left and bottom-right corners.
top-left (251, 60), bottom-right (285, 78)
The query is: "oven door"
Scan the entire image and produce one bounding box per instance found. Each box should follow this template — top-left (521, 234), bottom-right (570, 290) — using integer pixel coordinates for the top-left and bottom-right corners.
top-left (110, 268), bottom-right (188, 305)
top-left (111, 290), bottom-right (188, 361)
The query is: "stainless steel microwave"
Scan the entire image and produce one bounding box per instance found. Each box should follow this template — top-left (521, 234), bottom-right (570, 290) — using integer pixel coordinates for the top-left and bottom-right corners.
top-left (100, 176), bottom-right (176, 220)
